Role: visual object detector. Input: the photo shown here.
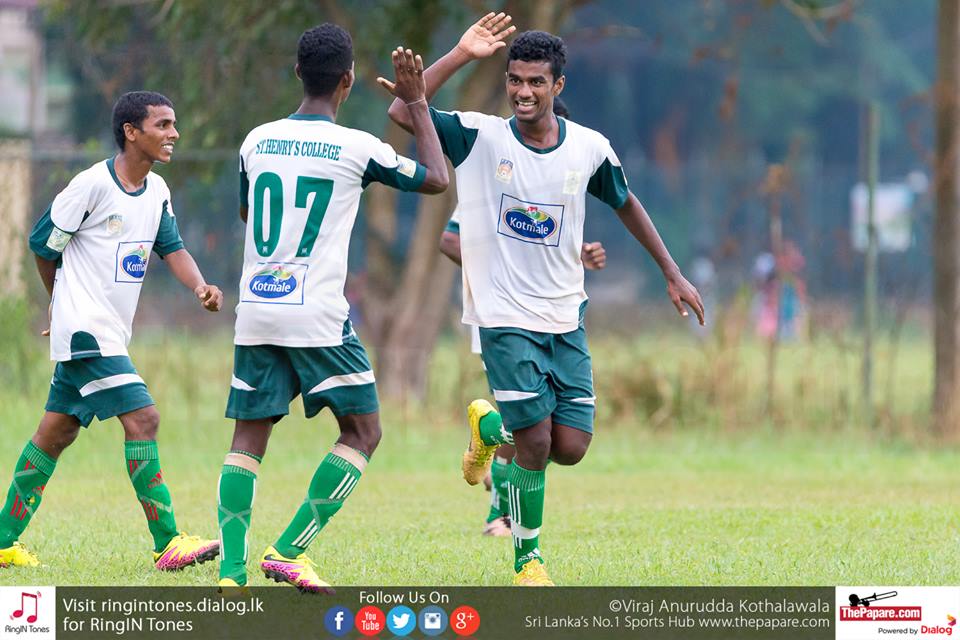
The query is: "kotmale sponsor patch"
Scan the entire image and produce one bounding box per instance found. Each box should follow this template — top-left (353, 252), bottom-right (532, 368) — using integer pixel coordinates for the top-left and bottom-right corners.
top-left (497, 193), bottom-right (564, 247)
top-left (241, 262), bottom-right (309, 305)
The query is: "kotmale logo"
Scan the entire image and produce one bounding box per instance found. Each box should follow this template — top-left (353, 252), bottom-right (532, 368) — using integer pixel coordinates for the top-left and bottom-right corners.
top-left (121, 245), bottom-right (148, 279)
top-left (502, 205), bottom-right (557, 240)
top-left (323, 606), bottom-right (353, 637)
top-left (249, 265), bottom-right (298, 299)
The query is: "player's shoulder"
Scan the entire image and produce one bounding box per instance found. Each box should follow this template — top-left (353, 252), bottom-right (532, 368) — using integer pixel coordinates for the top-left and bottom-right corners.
top-left (329, 121), bottom-right (383, 148)
top-left (146, 169), bottom-right (170, 193)
top-left (240, 118), bottom-right (290, 149)
top-left (434, 108), bottom-right (504, 130)
top-left (71, 159), bottom-right (112, 187)
top-left (563, 118), bottom-right (612, 148)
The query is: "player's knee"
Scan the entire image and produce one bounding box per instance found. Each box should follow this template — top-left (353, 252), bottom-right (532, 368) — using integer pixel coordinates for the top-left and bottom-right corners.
top-left (550, 440), bottom-right (589, 466)
top-left (338, 414), bottom-right (381, 457)
top-left (34, 422), bottom-right (80, 458)
top-left (123, 406), bottom-right (160, 440)
top-left (361, 420), bottom-right (382, 455)
top-left (515, 430), bottom-right (552, 468)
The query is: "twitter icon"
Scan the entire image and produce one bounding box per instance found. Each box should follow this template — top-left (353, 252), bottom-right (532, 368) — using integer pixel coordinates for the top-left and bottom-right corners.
top-left (386, 605), bottom-right (416, 636)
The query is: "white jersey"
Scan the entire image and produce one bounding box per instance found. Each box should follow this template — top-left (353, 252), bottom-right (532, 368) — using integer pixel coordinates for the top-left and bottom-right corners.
top-left (432, 109), bottom-right (629, 334)
top-left (28, 158), bottom-right (183, 361)
top-left (235, 114), bottom-right (425, 347)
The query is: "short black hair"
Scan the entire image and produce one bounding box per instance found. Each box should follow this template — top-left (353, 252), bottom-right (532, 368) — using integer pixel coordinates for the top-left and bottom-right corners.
top-left (507, 30), bottom-right (566, 81)
top-left (552, 96), bottom-right (570, 119)
top-left (111, 91), bottom-right (173, 149)
top-left (298, 23), bottom-right (353, 97)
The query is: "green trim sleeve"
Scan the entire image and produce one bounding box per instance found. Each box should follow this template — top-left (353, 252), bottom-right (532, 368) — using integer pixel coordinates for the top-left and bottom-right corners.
top-left (153, 200), bottom-right (185, 257)
top-left (29, 205), bottom-right (73, 260)
top-left (429, 108), bottom-right (479, 168)
top-left (444, 219), bottom-right (460, 234)
top-left (361, 158), bottom-right (427, 191)
top-left (587, 158), bottom-right (630, 210)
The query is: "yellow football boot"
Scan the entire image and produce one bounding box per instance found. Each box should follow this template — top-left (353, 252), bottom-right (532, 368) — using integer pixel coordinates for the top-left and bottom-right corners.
top-left (153, 533), bottom-right (219, 571)
top-left (0, 542), bottom-right (40, 567)
top-left (462, 399), bottom-right (500, 485)
top-left (260, 546), bottom-right (333, 594)
top-left (513, 561), bottom-right (555, 586)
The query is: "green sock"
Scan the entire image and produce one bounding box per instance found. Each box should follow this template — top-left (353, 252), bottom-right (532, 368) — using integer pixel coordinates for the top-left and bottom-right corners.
top-left (274, 447), bottom-right (366, 558)
top-left (218, 450), bottom-right (261, 585)
top-left (479, 409), bottom-right (513, 446)
top-left (486, 456), bottom-right (511, 522)
top-left (125, 440), bottom-right (178, 553)
top-left (0, 442), bottom-right (56, 548)
top-left (507, 462), bottom-right (545, 572)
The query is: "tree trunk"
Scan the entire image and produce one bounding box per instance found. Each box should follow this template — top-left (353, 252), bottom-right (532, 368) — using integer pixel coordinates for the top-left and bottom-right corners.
top-left (363, 122), bottom-right (412, 347)
top-left (934, 0), bottom-right (960, 437)
top-left (0, 140), bottom-right (31, 300)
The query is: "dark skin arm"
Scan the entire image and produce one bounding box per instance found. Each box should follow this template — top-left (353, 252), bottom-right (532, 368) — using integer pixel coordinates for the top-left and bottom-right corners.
top-left (387, 12), bottom-right (515, 133)
top-left (35, 255), bottom-right (57, 297)
top-left (616, 192), bottom-right (705, 324)
top-left (439, 230), bottom-right (461, 266)
top-left (376, 47), bottom-right (449, 194)
top-left (163, 248), bottom-right (224, 311)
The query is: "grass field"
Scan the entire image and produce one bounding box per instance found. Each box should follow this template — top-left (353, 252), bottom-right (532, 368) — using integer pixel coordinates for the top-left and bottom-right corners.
top-left (0, 329), bottom-right (957, 587)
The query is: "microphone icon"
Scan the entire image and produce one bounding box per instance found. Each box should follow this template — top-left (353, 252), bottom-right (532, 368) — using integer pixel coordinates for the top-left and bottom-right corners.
top-left (849, 591), bottom-right (897, 607)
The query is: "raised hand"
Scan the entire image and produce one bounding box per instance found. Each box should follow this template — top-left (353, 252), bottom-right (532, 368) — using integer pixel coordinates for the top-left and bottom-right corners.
top-left (377, 47), bottom-right (426, 105)
top-left (456, 11), bottom-right (516, 59)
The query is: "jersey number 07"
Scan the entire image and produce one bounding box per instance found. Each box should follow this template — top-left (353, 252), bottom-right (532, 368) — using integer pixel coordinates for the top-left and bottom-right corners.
top-left (252, 171), bottom-right (334, 258)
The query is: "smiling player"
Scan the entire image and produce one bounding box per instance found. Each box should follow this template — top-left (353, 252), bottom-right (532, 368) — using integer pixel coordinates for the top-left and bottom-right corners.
top-left (0, 91), bottom-right (224, 571)
top-left (388, 14), bottom-right (704, 585)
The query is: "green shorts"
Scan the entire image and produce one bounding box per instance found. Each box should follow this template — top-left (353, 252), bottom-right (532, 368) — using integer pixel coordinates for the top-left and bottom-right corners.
top-left (226, 336), bottom-right (379, 422)
top-left (479, 313), bottom-right (595, 434)
top-left (45, 355), bottom-right (155, 428)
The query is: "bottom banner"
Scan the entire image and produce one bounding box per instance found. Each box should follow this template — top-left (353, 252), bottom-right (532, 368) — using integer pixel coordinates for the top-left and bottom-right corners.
top-left (0, 586), bottom-right (841, 639)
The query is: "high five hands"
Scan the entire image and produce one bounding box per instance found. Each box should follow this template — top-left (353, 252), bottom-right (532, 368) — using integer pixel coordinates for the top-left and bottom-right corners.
top-left (377, 47), bottom-right (426, 105)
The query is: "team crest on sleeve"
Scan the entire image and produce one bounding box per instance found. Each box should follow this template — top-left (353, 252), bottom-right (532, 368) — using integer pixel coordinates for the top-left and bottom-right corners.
top-left (106, 214), bottom-right (123, 236)
top-left (495, 158), bottom-right (514, 183)
top-left (241, 262), bottom-right (309, 305)
top-left (497, 193), bottom-right (564, 247)
top-left (45, 227), bottom-right (72, 252)
top-left (396, 155), bottom-right (417, 178)
top-left (114, 241), bottom-right (153, 283)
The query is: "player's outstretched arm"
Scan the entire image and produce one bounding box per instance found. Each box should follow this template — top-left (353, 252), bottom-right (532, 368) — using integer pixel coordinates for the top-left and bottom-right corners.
top-left (615, 193), bottom-right (705, 325)
top-left (385, 12), bottom-right (515, 133)
top-left (377, 47), bottom-right (448, 194)
top-left (581, 242), bottom-right (607, 270)
top-left (163, 249), bottom-right (223, 312)
top-left (439, 230), bottom-right (462, 266)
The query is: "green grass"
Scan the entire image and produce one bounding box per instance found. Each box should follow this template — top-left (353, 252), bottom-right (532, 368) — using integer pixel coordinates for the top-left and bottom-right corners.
top-left (0, 330), bottom-right (957, 586)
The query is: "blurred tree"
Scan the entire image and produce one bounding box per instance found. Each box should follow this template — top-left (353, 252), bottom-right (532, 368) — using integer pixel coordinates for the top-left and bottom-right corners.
top-left (934, 0), bottom-right (960, 438)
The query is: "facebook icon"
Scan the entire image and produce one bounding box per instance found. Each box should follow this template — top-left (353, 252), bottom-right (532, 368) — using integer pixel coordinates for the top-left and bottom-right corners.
top-left (324, 606), bottom-right (353, 637)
